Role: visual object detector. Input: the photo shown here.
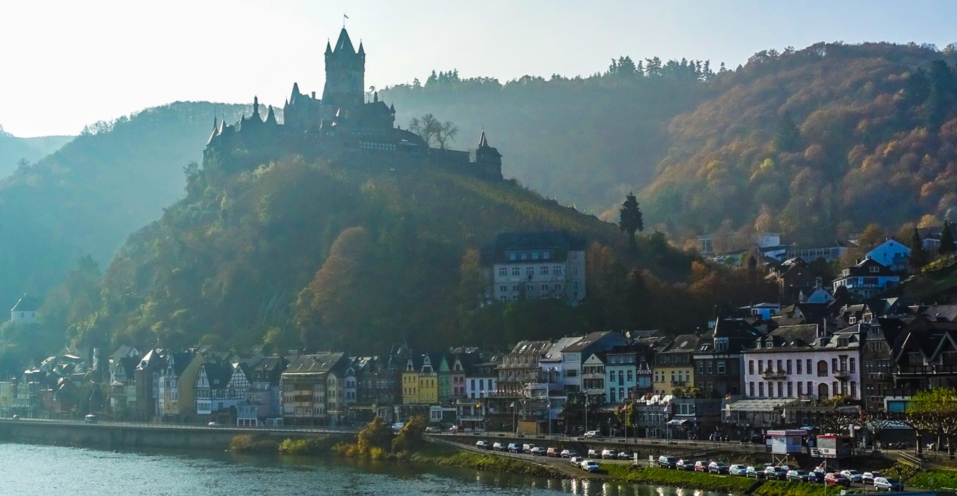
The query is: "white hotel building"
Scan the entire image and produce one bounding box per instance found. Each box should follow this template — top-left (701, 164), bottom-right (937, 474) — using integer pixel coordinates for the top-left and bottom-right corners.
top-left (482, 231), bottom-right (587, 306)
top-left (742, 325), bottom-right (862, 401)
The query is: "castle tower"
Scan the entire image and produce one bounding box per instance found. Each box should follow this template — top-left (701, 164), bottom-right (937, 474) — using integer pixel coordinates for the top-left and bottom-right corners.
top-left (322, 28), bottom-right (365, 115)
top-left (475, 130), bottom-right (503, 180)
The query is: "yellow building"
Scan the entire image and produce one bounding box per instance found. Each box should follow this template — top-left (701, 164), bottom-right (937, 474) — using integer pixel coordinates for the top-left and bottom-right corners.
top-left (653, 335), bottom-right (699, 396)
top-left (402, 354), bottom-right (440, 404)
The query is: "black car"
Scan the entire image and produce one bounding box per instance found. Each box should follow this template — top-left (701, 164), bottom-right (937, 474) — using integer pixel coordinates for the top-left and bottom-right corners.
top-left (657, 456), bottom-right (679, 469)
top-left (507, 443), bottom-right (523, 453)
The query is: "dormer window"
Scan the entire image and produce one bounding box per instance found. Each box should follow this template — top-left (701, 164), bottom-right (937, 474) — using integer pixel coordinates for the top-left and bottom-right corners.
top-left (869, 266), bottom-right (880, 273)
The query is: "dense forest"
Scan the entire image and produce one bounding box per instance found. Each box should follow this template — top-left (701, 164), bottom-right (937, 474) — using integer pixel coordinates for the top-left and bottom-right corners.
top-left (642, 42), bottom-right (957, 244)
top-left (0, 126), bottom-right (72, 178)
top-left (0, 102), bottom-right (249, 313)
top-left (381, 56), bottom-right (716, 213)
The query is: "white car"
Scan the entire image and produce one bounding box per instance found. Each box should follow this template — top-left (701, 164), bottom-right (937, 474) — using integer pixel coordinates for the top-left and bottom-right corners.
top-left (840, 470), bottom-right (863, 483)
top-left (862, 472), bottom-right (883, 485)
top-left (729, 464), bottom-right (748, 476)
top-left (587, 448), bottom-right (599, 457)
top-left (580, 460), bottom-right (600, 472)
top-left (601, 449), bottom-right (617, 459)
top-left (583, 430), bottom-right (601, 438)
top-left (569, 456), bottom-right (583, 466)
top-left (874, 477), bottom-right (903, 491)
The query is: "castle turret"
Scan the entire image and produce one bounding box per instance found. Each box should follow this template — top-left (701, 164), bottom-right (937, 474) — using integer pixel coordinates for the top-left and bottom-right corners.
top-left (206, 117), bottom-right (219, 145)
top-left (265, 105), bottom-right (277, 125)
top-left (322, 28), bottom-right (365, 116)
top-left (475, 130), bottom-right (503, 180)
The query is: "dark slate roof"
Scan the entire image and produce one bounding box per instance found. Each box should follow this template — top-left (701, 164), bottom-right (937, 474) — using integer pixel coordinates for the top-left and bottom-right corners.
top-left (284, 352), bottom-right (346, 375)
top-left (838, 258), bottom-right (898, 278)
top-left (334, 28), bottom-right (356, 54)
top-left (562, 331), bottom-right (621, 353)
top-left (484, 231), bottom-right (586, 264)
top-left (11, 294), bottom-right (40, 312)
top-left (508, 340), bottom-right (553, 355)
top-left (117, 357), bottom-right (138, 379)
top-left (661, 334), bottom-right (700, 353)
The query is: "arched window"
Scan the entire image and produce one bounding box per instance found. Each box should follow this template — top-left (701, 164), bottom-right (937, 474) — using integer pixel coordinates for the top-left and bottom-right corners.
top-left (818, 383), bottom-right (829, 399)
top-left (817, 360), bottom-right (828, 377)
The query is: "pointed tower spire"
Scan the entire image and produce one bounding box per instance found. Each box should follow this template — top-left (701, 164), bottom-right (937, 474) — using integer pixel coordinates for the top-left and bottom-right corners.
top-left (358, 41), bottom-right (365, 56)
top-left (252, 96), bottom-right (260, 117)
top-left (325, 39), bottom-right (332, 55)
top-left (479, 129), bottom-right (489, 148)
top-left (373, 91), bottom-right (378, 103)
top-left (265, 105), bottom-right (277, 125)
top-left (334, 27), bottom-right (355, 53)
top-left (390, 103), bottom-right (396, 114)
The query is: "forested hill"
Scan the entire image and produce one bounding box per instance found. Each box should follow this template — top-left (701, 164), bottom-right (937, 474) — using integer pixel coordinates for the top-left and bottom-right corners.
top-left (93, 158), bottom-right (646, 353)
top-left (641, 42), bottom-right (957, 243)
top-left (0, 102), bottom-right (249, 311)
top-left (380, 57), bottom-right (715, 213)
top-left (0, 128), bottom-right (73, 178)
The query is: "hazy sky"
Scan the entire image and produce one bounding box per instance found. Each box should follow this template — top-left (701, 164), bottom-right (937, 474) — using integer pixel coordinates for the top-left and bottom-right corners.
top-left (2, 0), bottom-right (956, 137)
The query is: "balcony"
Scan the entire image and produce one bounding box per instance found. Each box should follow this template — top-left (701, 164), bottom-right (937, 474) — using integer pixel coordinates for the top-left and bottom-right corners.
top-left (761, 370), bottom-right (787, 380)
top-left (833, 369), bottom-right (850, 380)
top-left (897, 364), bottom-right (957, 376)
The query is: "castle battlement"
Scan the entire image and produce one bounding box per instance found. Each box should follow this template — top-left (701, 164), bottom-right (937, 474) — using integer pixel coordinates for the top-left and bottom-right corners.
top-left (204, 28), bottom-right (502, 181)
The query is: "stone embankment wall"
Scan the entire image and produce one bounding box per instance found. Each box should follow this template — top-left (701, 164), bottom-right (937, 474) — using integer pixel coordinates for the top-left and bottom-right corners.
top-left (0, 419), bottom-right (335, 450)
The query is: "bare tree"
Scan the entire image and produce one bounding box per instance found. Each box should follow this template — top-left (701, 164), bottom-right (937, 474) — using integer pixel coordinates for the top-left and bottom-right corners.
top-left (408, 114), bottom-right (458, 149)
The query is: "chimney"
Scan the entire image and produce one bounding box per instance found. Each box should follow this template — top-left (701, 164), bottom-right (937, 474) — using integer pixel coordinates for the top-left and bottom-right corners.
top-left (311, 91), bottom-right (316, 98)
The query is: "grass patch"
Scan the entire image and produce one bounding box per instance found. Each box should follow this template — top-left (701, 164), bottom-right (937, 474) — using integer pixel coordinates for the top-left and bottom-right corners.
top-left (601, 466), bottom-right (757, 493)
top-left (412, 447), bottom-right (565, 478)
top-left (755, 481), bottom-right (848, 496)
top-left (908, 469), bottom-right (957, 490)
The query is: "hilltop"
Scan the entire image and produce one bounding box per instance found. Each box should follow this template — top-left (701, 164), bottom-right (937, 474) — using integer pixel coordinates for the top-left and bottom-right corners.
top-left (0, 128), bottom-right (72, 177)
top-left (641, 42), bottom-right (957, 243)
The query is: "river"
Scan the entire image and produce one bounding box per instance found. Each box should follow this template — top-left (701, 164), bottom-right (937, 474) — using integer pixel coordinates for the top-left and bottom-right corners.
top-left (0, 442), bottom-right (733, 496)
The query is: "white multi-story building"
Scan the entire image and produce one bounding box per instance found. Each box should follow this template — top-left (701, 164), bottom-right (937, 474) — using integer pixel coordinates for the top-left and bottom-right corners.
top-left (482, 232), bottom-right (587, 306)
top-left (742, 325), bottom-right (862, 401)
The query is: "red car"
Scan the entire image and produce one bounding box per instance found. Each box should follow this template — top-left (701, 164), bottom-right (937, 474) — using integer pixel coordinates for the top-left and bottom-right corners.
top-left (824, 473), bottom-right (851, 487)
top-left (694, 461), bottom-right (708, 472)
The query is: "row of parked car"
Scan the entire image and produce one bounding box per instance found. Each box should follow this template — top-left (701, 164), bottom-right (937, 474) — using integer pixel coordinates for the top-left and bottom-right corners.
top-left (656, 456), bottom-right (903, 491)
top-left (474, 441), bottom-right (633, 460)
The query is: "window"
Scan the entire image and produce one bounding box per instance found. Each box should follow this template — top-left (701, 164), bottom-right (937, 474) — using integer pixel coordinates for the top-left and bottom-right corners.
top-left (627, 370), bottom-right (633, 382)
top-left (759, 382), bottom-right (764, 397)
top-left (817, 360), bottom-right (828, 377)
top-left (707, 361), bottom-right (713, 374)
top-left (521, 253), bottom-right (528, 260)
top-left (832, 358), bottom-right (838, 373)
top-left (851, 381), bottom-right (857, 398)
top-left (526, 267), bottom-right (534, 277)
top-left (787, 382), bottom-right (793, 397)
top-left (498, 267), bottom-right (507, 276)
top-left (749, 360), bottom-right (754, 375)
top-left (509, 253), bottom-right (516, 261)
top-left (776, 360), bottom-right (783, 373)
top-left (511, 267), bottom-right (520, 276)
top-left (697, 362), bottom-right (704, 374)
top-left (758, 360), bottom-right (764, 373)
top-left (717, 361), bottom-right (726, 374)
top-left (749, 382), bottom-right (755, 397)
top-left (554, 266), bottom-right (563, 276)
top-left (532, 252), bottom-right (539, 260)
top-left (540, 266), bottom-right (549, 275)
top-left (786, 360), bottom-right (792, 374)
top-left (850, 358), bottom-right (856, 373)
top-left (796, 360), bottom-right (802, 375)
top-left (870, 266), bottom-right (880, 273)
top-left (797, 382), bottom-right (803, 396)
top-left (573, 267), bottom-right (578, 275)
top-left (499, 285), bottom-right (507, 293)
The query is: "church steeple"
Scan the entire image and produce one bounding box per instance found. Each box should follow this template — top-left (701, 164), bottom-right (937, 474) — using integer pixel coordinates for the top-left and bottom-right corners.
top-left (358, 41), bottom-right (365, 56)
top-left (325, 39), bottom-right (332, 55)
top-left (252, 96), bottom-right (260, 118)
top-left (334, 27), bottom-right (355, 54)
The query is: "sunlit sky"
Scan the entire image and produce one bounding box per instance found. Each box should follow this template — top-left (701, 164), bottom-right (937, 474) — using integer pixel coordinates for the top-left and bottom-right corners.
top-left (1, 0), bottom-right (956, 137)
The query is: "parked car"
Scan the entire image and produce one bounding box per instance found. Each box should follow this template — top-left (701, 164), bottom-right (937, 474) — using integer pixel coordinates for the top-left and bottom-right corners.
top-left (617, 451), bottom-right (632, 460)
top-left (448, 425), bottom-right (460, 433)
top-left (562, 449), bottom-right (579, 459)
top-left (522, 443), bottom-right (536, 452)
top-left (583, 430), bottom-right (601, 438)
top-left (84, 414), bottom-right (97, 424)
top-left (745, 466), bottom-right (763, 478)
top-left (507, 443), bottom-right (523, 453)
top-left (546, 448), bottom-right (559, 457)
top-left (874, 477), bottom-right (903, 491)
top-left (207, 421), bottom-right (222, 427)
top-left (580, 460), bottom-right (601, 473)
top-left (786, 470), bottom-right (810, 482)
top-left (808, 471), bottom-right (825, 483)
top-left (570, 456), bottom-right (583, 466)
top-left (425, 427), bottom-right (441, 433)
top-left (657, 455), bottom-right (679, 469)
top-left (10, 414), bottom-right (19, 420)
top-left (764, 466), bottom-right (788, 480)
top-left (492, 442), bottom-right (505, 451)
top-left (862, 471), bottom-right (883, 485)
top-left (729, 464), bottom-right (748, 476)
top-left (391, 422), bottom-right (404, 432)
top-left (840, 470), bottom-right (863, 483)
top-left (676, 459), bottom-right (695, 470)
top-left (601, 449), bottom-right (617, 459)
top-left (709, 461), bottom-right (730, 474)
top-left (475, 440), bottom-right (491, 450)
top-left (694, 461), bottom-right (708, 472)
top-left (750, 434), bottom-right (765, 444)
top-left (529, 447), bottom-right (546, 456)
top-left (825, 473), bottom-right (851, 487)
top-left (587, 448), bottom-right (599, 458)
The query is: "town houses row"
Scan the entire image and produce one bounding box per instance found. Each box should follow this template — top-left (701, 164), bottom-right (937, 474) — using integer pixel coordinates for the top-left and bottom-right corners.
top-left (2, 296), bottom-right (955, 440)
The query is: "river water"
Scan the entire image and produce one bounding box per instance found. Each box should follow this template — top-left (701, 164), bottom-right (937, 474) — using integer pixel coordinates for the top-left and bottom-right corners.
top-left (0, 442), bottom-right (731, 496)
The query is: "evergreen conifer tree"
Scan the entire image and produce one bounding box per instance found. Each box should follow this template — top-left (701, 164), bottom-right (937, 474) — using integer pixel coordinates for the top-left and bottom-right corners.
top-left (909, 227), bottom-right (930, 271)
top-left (619, 192), bottom-right (644, 240)
top-left (939, 221), bottom-right (957, 256)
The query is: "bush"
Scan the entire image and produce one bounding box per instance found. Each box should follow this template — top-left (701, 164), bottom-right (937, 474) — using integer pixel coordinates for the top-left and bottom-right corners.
top-left (230, 435), bottom-right (253, 452)
top-left (392, 415), bottom-right (427, 453)
top-left (369, 447), bottom-right (386, 460)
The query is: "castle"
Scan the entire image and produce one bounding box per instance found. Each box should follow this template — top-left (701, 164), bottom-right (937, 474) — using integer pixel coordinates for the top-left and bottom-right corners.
top-left (203, 28), bottom-right (502, 181)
